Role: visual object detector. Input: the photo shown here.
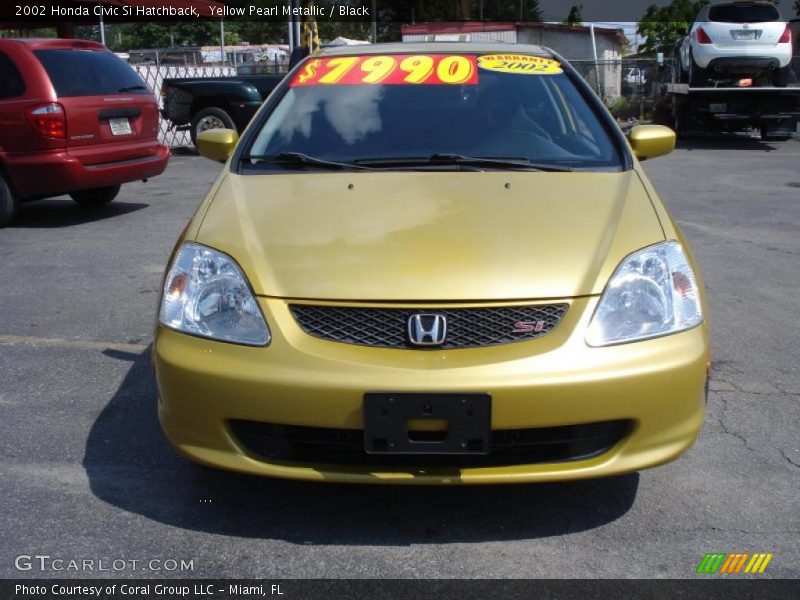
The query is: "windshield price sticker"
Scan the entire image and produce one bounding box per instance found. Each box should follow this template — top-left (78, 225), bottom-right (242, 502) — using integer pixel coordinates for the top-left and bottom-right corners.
top-left (478, 54), bottom-right (563, 75)
top-left (291, 54), bottom-right (479, 87)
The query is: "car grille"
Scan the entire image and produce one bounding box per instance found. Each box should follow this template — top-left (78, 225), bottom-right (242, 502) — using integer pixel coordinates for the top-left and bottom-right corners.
top-left (289, 303), bottom-right (568, 349)
top-left (230, 420), bottom-right (631, 469)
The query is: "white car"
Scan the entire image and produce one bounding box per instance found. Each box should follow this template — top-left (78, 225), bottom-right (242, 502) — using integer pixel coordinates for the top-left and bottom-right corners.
top-left (678, 1), bottom-right (793, 87)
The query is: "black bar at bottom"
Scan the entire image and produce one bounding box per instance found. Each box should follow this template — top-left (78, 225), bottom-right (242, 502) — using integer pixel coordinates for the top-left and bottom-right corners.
top-left (2, 579), bottom-right (799, 600)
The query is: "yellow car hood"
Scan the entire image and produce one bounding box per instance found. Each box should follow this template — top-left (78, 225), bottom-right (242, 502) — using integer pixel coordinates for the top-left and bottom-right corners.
top-left (196, 169), bottom-right (664, 301)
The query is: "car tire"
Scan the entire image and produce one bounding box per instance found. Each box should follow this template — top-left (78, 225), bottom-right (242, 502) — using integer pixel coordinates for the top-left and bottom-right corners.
top-left (773, 66), bottom-right (790, 88)
top-left (0, 172), bottom-right (18, 228)
top-left (191, 107), bottom-right (235, 147)
top-left (688, 52), bottom-right (707, 87)
top-left (70, 185), bottom-right (121, 207)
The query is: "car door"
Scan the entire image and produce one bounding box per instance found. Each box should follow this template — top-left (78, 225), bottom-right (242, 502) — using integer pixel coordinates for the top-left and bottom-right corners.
top-left (0, 48), bottom-right (32, 154)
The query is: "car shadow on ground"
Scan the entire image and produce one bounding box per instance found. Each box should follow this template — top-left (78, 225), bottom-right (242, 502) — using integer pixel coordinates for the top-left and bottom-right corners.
top-left (675, 134), bottom-right (784, 152)
top-left (84, 348), bottom-right (639, 545)
top-left (12, 199), bottom-right (148, 228)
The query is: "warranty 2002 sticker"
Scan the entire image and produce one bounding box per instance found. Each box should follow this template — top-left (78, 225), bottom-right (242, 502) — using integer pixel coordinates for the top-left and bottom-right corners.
top-left (478, 54), bottom-right (563, 75)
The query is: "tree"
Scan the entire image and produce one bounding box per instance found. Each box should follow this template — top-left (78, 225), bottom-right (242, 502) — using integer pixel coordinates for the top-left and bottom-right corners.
top-left (637, 0), bottom-right (709, 55)
top-left (564, 5), bottom-right (583, 25)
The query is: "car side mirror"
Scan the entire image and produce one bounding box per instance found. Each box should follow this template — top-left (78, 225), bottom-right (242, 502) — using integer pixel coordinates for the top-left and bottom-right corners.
top-left (628, 125), bottom-right (676, 161)
top-left (196, 129), bottom-right (239, 163)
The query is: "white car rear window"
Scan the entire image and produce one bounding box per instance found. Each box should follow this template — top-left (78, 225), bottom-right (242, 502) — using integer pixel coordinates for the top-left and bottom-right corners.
top-left (708, 4), bottom-right (781, 23)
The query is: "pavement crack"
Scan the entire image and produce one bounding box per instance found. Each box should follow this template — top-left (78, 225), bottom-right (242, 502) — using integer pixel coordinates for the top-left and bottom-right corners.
top-left (715, 395), bottom-right (757, 453)
top-left (780, 449), bottom-right (800, 469)
top-left (717, 417), bottom-right (757, 453)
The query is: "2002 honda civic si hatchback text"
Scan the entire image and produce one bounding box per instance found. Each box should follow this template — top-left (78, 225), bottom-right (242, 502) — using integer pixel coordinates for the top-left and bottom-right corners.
top-left (154, 44), bottom-right (710, 485)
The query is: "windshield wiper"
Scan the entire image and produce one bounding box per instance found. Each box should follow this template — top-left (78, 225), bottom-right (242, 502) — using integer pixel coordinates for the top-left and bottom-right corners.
top-left (354, 153), bottom-right (573, 172)
top-left (241, 152), bottom-right (373, 171)
top-left (118, 85), bottom-right (148, 92)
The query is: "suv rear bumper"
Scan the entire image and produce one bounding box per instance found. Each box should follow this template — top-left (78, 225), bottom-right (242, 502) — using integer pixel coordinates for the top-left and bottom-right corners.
top-left (693, 43), bottom-right (792, 69)
top-left (3, 140), bottom-right (169, 199)
top-left (706, 56), bottom-right (781, 74)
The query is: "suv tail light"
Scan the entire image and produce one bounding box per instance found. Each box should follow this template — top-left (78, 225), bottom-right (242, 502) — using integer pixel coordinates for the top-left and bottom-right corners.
top-left (696, 27), bottom-right (712, 45)
top-left (778, 24), bottom-right (791, 44)
top-left (25, 103), bottom-right (66, 139)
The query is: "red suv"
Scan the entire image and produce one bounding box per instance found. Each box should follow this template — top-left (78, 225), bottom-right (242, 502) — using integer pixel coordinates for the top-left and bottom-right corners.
top-left (0, 38), bottom-right (169, 227)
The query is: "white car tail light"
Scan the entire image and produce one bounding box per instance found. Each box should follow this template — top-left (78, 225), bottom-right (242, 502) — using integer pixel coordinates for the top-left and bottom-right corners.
top-left (696, 27), bottom-right (712, 44)
top-left (778, 24), bottom-right (791, 44)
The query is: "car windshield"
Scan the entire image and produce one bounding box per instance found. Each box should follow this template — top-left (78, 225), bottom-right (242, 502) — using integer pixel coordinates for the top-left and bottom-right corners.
top-left (708, 4), bottom-right (781, 23)
top-left (245, 52), bottom-right (622, 172)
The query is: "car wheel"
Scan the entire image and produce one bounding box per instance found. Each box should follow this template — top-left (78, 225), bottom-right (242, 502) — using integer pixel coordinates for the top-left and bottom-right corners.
top-left (191, 107), bottom-right (235, 147)
top-left (773, 66), bottom-right (790, 88)
top-left (0, 172), bottom-right (18, 228)
top-left (69, 185), bottom-right (121, 207)
top-left (688, 52), bottom-right (707, 87)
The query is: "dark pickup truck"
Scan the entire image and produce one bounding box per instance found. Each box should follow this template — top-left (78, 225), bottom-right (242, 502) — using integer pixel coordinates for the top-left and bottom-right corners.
top-left (161, 73), bottom-right (285, 145)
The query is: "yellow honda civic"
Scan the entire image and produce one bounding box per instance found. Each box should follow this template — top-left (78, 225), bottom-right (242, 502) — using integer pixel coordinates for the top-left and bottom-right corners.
top-left (154, 43), bottom-right (710, 485)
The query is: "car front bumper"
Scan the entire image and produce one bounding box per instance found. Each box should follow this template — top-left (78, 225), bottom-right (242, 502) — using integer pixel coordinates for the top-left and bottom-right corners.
top-left (154, 297), bottom-right (709, 485)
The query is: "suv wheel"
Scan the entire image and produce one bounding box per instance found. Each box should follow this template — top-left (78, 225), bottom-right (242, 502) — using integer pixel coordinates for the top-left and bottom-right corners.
top-left (0, 172), bottom-right (19, 228)
top-left (191, 107), bottom-right (235, 147)
top-left (70, 185), bottom-right (121, 207)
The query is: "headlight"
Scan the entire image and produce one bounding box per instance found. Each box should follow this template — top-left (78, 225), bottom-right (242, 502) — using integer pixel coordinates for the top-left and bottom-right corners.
top-left (586, 241), bottom-right (702, 346)
top-left (159, 243), bottom-right (270, 346)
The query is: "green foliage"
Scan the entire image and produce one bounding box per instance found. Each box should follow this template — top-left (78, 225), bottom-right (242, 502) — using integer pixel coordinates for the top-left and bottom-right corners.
top-left (103, 23), bottom-right (241, 52)
top-left (608, 96), bottom-right (639, 120)
top-left (637, 0), bottom-right (709, 54)
top-left (564, 5), bottom-right (583, 25)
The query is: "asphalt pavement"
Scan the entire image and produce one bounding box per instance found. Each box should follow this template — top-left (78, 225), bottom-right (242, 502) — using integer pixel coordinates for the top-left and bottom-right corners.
top-left (1, 139), bottom-right (798, 579)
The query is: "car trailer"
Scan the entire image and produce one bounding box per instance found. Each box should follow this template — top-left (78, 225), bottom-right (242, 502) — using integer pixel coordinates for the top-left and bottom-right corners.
top-left (663, 82), bottom-right (800, 140)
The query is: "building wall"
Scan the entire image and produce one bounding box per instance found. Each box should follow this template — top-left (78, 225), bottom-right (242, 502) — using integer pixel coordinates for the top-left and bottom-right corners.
top-left (402, 30), bottom-right (517, 44)
top-left (517, 28), bottom-right (623, 99)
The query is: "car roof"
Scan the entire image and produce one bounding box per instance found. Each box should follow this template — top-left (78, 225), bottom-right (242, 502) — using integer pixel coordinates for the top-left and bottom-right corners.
top-left (2, 38), bottom-right (106, 51)
top-left (318, 42), bottom-right (555, 59)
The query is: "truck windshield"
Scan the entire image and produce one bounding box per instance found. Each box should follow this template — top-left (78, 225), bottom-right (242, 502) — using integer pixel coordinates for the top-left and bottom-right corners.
top-left (245, 53), bottom-right (622, 172)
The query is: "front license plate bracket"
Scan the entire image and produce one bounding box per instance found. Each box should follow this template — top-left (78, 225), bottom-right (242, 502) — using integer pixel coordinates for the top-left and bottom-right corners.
top-left (364, 393), bottom-right (491, 455)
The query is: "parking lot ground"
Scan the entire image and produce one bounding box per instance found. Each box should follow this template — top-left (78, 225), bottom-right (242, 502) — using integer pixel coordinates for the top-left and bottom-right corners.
top-left (0, 140), bottom-right (798, 579)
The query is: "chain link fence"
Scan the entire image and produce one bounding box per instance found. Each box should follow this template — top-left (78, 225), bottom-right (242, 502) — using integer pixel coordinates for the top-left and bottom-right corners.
top-left (134, 58), bottom-right (289, 148)
top-left (134, 64), bottom-right (235, 147)
top-left (569, 58), bottom-right (670, 123)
